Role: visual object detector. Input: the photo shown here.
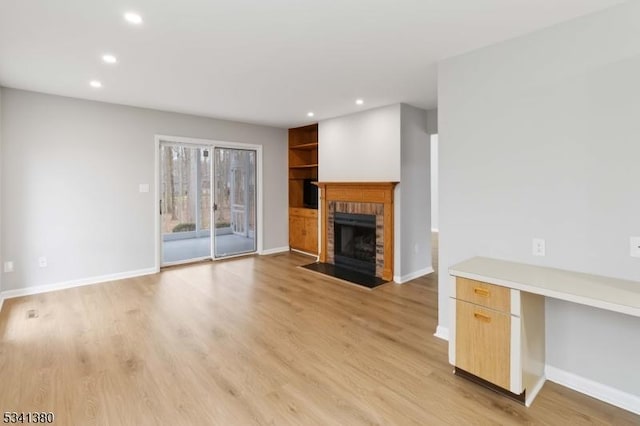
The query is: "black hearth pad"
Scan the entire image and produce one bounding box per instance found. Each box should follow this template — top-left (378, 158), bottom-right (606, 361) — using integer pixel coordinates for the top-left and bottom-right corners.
top-left (300, 262), bottom-right (388, 289)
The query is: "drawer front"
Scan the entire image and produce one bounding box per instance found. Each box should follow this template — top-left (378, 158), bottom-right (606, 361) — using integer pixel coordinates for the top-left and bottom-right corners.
top-left (456, 299), bottom-right (511, 390)
top-left (289, 207), bottom-right (318, 218)
top-left (456, 277), bottom-right (510, 313)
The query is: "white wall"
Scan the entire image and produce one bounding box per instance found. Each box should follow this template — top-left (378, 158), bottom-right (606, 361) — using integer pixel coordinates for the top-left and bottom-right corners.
top-left (426, 109), bottom-right (438, 135)
top-left (430, 134), bottom-right (438, 231)
top-left (0, 88), bottom-right (3, 296)
top-left (397, 104), bottom-right (431, 280)
top-left (438, 1), bottom-right (640, 398)
top-left (426, 109), bottom-right (438, 232)
top-left (318, 104), bottom-right (401, 182)
top-left (0, 88), bottom-right (287, 291)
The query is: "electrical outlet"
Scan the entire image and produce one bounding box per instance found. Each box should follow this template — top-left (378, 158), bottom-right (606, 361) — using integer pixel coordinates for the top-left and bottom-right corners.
top-left (139, 183), bottom-right (149, 193)
top-left (4, 261), bottom-right (14, 273)
top-left (532, 238), bottom-right (546, 256)
top-left (38, 256), bottom-right (47, 268)
top-left (631, 237), bottom-right (640, 258)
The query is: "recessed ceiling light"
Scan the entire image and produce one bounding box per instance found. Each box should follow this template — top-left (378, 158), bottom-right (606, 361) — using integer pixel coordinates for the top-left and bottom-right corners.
top-left (102, 54), bottom-right (117, 64)
top-left (124, 12), bottom-right (143, 24)
top-left (355, 99), bottom-right (364, 105)
top-left (89, 80), bottom-right (102, 88)
top-left (307, 112), bottom-right (314, 117)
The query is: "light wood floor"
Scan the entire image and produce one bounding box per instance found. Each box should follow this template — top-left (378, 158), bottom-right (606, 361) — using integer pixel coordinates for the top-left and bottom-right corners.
top-left (1, 246), bottom-right (638, 425)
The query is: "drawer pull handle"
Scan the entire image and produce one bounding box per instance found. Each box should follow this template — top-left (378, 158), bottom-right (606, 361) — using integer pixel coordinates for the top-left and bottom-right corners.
top-left (474, 312), bottom-right (492, 323)
top-left (473, 287), bottom-right (490, 297)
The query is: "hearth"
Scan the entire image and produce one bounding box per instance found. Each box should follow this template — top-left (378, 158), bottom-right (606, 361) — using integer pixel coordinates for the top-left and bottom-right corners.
top-left (334, 212), bottom-right (376, 276)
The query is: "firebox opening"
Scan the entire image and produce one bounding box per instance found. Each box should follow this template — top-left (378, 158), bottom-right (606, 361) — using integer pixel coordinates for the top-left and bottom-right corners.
top-left (334, 212), bottom-right (376, 276)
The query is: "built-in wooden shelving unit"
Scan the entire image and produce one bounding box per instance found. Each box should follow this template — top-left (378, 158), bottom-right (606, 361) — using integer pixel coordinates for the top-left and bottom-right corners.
top-left (288, 124), bottom-right (319, 255)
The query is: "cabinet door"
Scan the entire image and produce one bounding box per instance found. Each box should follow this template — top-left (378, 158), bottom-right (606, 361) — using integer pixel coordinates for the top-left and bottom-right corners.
top-left (304, 216), bottom-right (318, 253)
top-left (289, 215), bottom-right (305, 249)
top-left (456, 300), bottom-right (511, 390)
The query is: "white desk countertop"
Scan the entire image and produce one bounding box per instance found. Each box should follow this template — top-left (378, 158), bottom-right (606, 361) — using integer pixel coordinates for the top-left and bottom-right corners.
top-left (449, 257), bottom-right (640, 318)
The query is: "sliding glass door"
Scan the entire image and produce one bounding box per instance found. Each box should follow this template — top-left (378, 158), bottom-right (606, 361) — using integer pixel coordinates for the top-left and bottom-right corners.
top-left (159, 140), bottom-right (258, 265)
top-left (213, 148), bottom-right (257, 258)
top-left (160, 144), bottom-right (211, 264)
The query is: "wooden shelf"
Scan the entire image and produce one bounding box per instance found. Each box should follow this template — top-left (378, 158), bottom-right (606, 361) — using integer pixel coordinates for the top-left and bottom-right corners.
top-left (290, 142), bottom-right (318, 151)
top-left (289, 164), bottom-right (318, 169)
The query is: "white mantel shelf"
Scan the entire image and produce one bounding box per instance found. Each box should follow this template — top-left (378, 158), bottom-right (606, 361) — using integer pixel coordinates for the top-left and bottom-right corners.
top-left (449, 257), bottom-right (640, 318)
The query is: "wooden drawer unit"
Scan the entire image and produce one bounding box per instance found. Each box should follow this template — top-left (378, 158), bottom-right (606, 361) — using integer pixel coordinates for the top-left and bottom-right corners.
top-left (449, 256), bottom-right (640, 411)
top-left (455, 300), bottom-right (511, 390)
top-left (449, 276), bottom-right (545, 406)
top-left (456, 277), bottom-right (510, 312)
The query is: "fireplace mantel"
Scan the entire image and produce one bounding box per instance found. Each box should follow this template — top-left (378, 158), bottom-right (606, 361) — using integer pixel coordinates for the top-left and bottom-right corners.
top-left (316, 182), bottom-right (398, 281)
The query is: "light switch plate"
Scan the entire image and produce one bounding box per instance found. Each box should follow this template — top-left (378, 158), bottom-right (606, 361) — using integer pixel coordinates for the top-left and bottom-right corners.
top-left (139, 183), bottom-right (150, 193)
top-left (631, 237), bottom-right (640, 258)
top-left (3, 261), bottom-right (14, 273)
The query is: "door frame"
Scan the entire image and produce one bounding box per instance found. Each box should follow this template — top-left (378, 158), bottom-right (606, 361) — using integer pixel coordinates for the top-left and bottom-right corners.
top-left (154, 135), bottom-right (264, 269)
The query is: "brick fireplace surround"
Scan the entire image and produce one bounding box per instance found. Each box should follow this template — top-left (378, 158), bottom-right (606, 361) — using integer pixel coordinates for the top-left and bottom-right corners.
top-left (315, 182), bottom-right (398, 281)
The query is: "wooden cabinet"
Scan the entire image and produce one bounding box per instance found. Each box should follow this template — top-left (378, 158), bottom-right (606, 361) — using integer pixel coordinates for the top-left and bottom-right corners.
top-left (450, 276), bottom-right (545, 406)
top-left (289, 208), bottom-right (318, 254)
top-left (288, 124), bottom-right (319, 255)
top-left (455, 299), bottom-right (511, 390)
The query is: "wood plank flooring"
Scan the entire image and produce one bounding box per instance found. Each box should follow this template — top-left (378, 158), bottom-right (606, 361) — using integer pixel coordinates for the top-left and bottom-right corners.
top-left (0, 249), bottom-right (638, 425)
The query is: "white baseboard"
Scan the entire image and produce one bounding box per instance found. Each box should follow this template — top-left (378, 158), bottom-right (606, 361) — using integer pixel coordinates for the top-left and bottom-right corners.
top-left (393, 266), bottom-right (435, 284)
top-left (431, 228), bottom-right (439, 232)
top-left (0, 267), bottom-right (159, 303)
top-left (260, 246), bottom-right (290, 256)
top-left (546, 365), bottom-right (640, 415)
top-left (0, 293), bottom-right (4, 312)
top-left (434, 325), bottom-right (449, 341)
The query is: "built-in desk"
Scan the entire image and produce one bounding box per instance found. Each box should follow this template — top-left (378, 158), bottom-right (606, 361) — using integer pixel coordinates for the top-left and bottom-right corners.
top-left (448, 257), bottom-right (640, 407)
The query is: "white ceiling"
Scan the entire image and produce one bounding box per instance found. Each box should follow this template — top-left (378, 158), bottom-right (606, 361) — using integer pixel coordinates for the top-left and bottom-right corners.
top-left (0, 0), bottom-right (626, 128)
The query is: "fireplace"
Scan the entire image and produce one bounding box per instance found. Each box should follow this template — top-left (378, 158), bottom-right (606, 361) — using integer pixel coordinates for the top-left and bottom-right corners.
top-left (334, 212), bottom-right (376, 275)
top-left (316, 182), bottom-right (397, 281)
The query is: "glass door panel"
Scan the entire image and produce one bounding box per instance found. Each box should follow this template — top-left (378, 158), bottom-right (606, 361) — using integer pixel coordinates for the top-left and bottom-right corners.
top-left (213, 148), bottom-right (257, 257)
top-left (160, 144), bottom-right (212, 264)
